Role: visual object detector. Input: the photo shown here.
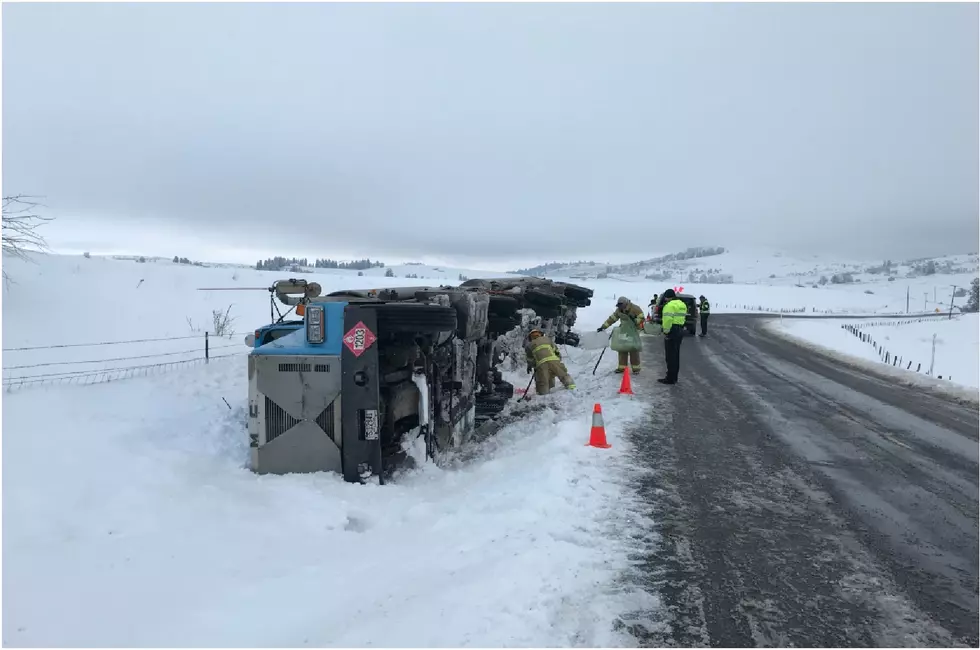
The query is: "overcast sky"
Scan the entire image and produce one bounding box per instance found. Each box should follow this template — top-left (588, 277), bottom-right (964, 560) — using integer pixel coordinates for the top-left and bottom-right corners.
top-left (3, 2), bottom-right (978, 270)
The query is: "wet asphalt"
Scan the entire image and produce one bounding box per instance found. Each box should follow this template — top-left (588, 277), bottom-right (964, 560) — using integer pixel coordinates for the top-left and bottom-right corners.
top-left (621, 314), bottom-right (979, 647)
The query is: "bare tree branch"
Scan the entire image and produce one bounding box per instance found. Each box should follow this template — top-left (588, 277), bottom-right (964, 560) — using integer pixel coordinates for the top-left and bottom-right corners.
top-left (3, 195), bottom-right (53, 285)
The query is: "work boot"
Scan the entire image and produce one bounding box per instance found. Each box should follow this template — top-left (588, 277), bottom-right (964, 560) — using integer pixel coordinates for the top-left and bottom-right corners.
top-left (657, 378), bottom-right (676, 385)
top-left (614, 367), bottom-right (626, 374)
top-left (631, 366), bottom-right (641, 375)
top-left (566, 384), bottom-right (576, 390)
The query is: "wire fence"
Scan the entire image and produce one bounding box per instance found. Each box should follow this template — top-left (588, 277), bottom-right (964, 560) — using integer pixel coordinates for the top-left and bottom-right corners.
top-left (840, 321), bottom-right (955, 381)
top-left (3, 330), bottom-right (250, 392)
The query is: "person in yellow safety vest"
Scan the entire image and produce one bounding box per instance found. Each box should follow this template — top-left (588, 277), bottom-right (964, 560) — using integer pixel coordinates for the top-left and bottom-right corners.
top-left (525, 329), bottom-right (576, 396)
top-left (659, 289), bottom-right (688, 385)
top-left (597, 296), bottom-right (645, 374)
top-left (698, 295), bottom-right (710, 337)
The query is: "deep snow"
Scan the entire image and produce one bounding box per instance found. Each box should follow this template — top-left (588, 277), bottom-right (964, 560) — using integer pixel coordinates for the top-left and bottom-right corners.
top-left (3, 251), bottom-right (978, 645)
top-left (2, 254), bottom-right (659, 647)
top-left (768, 315), bottom-right (980, 402)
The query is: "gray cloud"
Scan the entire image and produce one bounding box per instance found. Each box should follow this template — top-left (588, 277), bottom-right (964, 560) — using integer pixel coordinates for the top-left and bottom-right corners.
top-left (4, 2), bottom-right (977, 266)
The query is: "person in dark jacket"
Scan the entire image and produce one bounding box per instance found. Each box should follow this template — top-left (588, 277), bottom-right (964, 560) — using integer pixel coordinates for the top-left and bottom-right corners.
top-left (698, 295), bottom-right (710, 337)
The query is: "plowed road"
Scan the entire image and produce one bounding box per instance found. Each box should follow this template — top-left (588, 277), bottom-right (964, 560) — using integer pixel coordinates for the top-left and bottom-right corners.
top-left (626, 315), bottom-right (978, 647)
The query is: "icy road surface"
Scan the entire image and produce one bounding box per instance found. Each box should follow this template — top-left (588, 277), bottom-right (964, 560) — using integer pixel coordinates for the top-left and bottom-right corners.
top-left (626, 315), bottom-right (979, 647)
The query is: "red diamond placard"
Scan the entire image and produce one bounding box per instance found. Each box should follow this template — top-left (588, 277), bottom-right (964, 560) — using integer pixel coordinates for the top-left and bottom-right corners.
top-left (343, 321), bottom-right (378, 357)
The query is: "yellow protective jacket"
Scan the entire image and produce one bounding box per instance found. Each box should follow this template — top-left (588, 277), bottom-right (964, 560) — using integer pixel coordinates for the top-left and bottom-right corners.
top-left (525, 335), bottom-right (561, 368)
top-left (600, 302), bottom-right (645, 330)
top-left (661, 299), bottom-right (688, 333)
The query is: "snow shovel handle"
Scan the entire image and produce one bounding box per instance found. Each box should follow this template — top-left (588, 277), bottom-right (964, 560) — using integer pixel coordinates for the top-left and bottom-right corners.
top-left (592, 329), bottom-right (615, 375)
top-left (517, 374), bottom-right (534, 403)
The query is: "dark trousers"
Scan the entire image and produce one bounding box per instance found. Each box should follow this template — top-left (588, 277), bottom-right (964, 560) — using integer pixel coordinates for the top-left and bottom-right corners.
top-left (664, 328), bottom-right (683, 381)
top-left (700, 313), bottom-right (709, 335)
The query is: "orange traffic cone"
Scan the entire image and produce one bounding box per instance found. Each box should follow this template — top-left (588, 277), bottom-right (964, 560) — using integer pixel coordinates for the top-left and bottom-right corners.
top-left (618, 366), bottom-right (634, 395)
top-left (586, 403), bottom-right (612, 449)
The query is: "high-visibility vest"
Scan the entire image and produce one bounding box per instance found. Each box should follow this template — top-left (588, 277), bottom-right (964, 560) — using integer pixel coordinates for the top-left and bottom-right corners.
top-left (661, 299), bottom-right (688, 332)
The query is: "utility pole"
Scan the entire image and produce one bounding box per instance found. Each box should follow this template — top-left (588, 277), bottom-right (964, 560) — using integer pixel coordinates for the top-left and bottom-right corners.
top-left (949, 285), bottom-right (957, 320)
top-left (906, 286), bottom-right (909, 314)
top-left (934, 287), bottom-right (937, 303)
top-left (923, 293), bottom-right (928, 311)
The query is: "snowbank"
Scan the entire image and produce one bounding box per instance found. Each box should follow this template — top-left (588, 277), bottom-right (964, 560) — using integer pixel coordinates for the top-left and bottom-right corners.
top-left (2, 254), bottom-right (658, 646)
top-left (766, 316), bottom-right (980, 405)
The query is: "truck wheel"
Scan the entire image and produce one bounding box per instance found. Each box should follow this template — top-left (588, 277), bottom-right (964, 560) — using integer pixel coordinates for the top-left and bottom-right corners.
top-left (372, 303), bottom-right (457, 334)
top-left (488, 295), bottom-right (520, 316)
top-left (488, 314), bottom-right (521, 334)
top-left (561, 286), bottom-right (593, 302)
top-left (524, 288), bottom-right (564, 307)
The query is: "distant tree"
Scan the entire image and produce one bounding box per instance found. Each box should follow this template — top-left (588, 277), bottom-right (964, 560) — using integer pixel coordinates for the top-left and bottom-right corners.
top-left (964, 278), bottom-right (979, 313)
top-left (2, 195), bottom-right (52, 284)
top-left (83, 252), bottom-right (91, 259)
top-left (819, 276), bottom-right (828, 285)
top-left (138, 256), bottom-right (146, 263)
top-left (173, 255), bottom-right (180, 263)
top-left (385, 268), bottom-right (395, 277)
top-left (357, 271), bottom-right (364, 276)
top-left (459, 273), bottom-right (469, 281)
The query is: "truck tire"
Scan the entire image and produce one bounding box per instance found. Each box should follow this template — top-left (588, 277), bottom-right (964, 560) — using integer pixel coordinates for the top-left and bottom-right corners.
top-left (372, 303), bottom-right (457, 334)
top-left (524, 288), bottom-right (564, 308)
top-left (488, 295), bottom-right (520, 316)
top-left (561, 286), bottom-right (593, 302)
top-left (488, 314), bottom-right (521, 334)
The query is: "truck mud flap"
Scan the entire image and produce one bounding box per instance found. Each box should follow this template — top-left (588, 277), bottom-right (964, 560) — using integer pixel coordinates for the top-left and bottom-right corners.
top-left (340, 305), bottom-right (384, 483)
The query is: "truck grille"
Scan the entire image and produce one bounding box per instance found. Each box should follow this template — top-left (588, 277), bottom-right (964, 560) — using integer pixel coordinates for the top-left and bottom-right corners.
top-left (265, 396), bottom-right (299, 443)
top-left (264, 397), bottom-right (336, 443)
top-left (278, 363), bottom-right (330, 373)
top-left (315, 403), bottom-right (335, 437)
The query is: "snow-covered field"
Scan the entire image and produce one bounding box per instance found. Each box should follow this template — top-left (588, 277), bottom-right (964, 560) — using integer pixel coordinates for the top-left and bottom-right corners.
top-left (549, 248), bottom-right (979, 317)
top-left (2, 254), bottom-right (660, 647)
top-left (770, 314), bottom-right (980, 393)
top-left (3, 251), bottom-right (978, 646)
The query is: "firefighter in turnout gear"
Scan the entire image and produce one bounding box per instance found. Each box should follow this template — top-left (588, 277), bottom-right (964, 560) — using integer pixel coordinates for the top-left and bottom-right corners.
top-left (525, 329), bottom-right (575, 395)
top-left (659, 289), bottom-right (687, 384)
top-left (699, 295), bottom-right (710, 337)
top-left (597, 296), bottom-right (645, 374)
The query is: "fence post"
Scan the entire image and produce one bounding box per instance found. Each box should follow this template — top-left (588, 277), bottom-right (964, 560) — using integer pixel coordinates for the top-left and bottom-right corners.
top-left (928, 333), bottom-right (936, 376)
top-left (205, 331), bottom-right (210, 364)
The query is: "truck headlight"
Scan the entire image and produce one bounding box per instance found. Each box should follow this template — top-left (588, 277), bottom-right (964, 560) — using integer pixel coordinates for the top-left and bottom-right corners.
top-left (306, 304), bottom-right (325, 344)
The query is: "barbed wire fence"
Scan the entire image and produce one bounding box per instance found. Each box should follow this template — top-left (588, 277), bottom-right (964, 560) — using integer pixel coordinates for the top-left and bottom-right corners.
top-left (840, 320), bottom-right (955, 381)
top-left (3, 331), bottom-right (250, 392)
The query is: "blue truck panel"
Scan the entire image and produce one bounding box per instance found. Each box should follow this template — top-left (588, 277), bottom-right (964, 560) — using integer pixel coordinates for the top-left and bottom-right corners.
top-left (250, 301), bottom-right (348, 356)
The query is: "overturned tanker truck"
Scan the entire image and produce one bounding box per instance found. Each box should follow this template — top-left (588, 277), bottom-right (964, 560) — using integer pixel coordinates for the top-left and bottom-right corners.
top-left (244, 276), bottom-right (594, 483)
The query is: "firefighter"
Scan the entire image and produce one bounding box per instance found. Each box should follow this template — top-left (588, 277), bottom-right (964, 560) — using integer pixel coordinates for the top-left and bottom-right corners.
top-left (597, 296), bottom-right (645, 374)
top-left (659, 289), bottom-right (687, 384)
top-left (698, 295), bottom-right (710, 337)
top-left (525, 329), bottom-right (575, 395)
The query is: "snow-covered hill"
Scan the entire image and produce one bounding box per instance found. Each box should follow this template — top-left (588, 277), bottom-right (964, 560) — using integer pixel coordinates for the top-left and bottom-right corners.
top-left (533, 247), bottom-right (979, 288)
